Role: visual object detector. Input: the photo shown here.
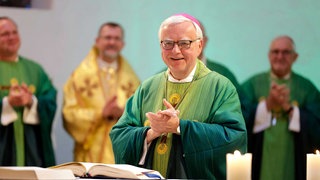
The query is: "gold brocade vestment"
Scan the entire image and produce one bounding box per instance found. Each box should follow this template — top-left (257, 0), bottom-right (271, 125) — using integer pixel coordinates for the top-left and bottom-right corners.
top-left (63, 47), bottom-right (140, 163)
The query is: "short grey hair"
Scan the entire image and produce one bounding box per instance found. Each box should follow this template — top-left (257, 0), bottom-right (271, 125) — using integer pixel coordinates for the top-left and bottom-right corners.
top-left (271, 35), bottom-right (296, 53)
top-left (158, 15), bottom-right (203, 41)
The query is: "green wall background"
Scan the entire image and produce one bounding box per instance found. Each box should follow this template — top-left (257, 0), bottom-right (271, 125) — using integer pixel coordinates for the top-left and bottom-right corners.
top-left (1, 0), bottom-right (319, 164)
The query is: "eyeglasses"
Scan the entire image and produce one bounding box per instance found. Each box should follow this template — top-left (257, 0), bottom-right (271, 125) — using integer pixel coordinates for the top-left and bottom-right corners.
top-left (270, 49), bottom-right (295, 56)
top-left (160, 39), bottom-right (200, 50)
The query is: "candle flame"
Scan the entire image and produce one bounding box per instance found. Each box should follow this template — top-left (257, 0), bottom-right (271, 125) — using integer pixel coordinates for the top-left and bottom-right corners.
top-left (316, 150), bottom-right (319, 155)
top-left (234, 150), bottom-right (241, 156)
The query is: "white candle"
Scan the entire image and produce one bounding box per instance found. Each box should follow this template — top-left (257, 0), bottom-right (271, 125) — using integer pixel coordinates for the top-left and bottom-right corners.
top-left (307, 150), bottom-right (320, 180)
top-left (227, 150), bottom-right (252, 180)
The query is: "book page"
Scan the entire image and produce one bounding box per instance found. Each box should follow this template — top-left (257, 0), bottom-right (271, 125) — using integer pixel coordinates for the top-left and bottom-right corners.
top-left (86, 163), bottom-right (163, 179)
top-left (50, 162), bottom-right (164, 179)
top-left (49, 162), bottom-right (87, 177)
top-left (107, 164), bottom-right (164, 179)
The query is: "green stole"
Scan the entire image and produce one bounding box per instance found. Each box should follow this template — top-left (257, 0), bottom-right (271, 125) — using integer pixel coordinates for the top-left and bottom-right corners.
top-left (13, 108), bottom-right (25, 166)
top-left (152, 63), bottom-right (202, 177)
top-left (0, 59), bottom-right (28, 166)
top-left (260, 76), bottom-right (294, 180)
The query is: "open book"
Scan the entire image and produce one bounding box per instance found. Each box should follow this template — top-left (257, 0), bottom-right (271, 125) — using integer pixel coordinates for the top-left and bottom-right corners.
top-left (0, 166), bottom-right (75, 180)
top-left (49, 162), bottom-right (164, 179)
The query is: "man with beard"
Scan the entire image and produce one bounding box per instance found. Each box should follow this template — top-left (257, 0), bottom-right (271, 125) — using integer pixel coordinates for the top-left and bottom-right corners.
top-left (63, 22), bottom-right (140, 163)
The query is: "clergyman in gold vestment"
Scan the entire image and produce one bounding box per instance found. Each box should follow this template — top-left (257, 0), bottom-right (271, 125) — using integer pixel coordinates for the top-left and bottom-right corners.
top-left (63, 22), bottom-right (140, 163)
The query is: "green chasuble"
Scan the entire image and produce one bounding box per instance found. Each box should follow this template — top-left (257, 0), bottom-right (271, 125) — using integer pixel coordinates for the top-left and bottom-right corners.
top-left (205, 58), bottom-right (249, 118)
top-left (110, 60), bottom-right (247, 179)
top-left (206, 58), bottom-right (240, 90)
top-left (241, 71), bottom-right (320, 180)
top-left (0, 56), bottom-right (57, 167)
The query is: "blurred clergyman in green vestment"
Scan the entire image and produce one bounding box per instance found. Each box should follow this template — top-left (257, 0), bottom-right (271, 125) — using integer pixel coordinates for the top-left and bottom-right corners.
top-left (0, 16), bottom-right (57, 167)
top-left (241, 35), bottom-right (320, 180)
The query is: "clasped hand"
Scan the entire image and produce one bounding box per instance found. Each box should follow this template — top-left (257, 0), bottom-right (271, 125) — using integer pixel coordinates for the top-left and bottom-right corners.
top-left (145, 99), bottom-right (180, 143)
top-left (266, 82), bottom-right (291, 111)
top-left (8, 83), bottom-right (33, 107)
top-left (102, 96), bottom-right (123, 120)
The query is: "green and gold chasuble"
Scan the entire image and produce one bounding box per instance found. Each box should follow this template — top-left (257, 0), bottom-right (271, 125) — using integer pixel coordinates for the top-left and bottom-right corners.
top-left (0, 56), bottom-right (57, 167)
top-left (152, 79), bottom-right (197, 176)
top-left (63, 47), bottom-right (140, 163)
top-left (241, 71), bottom-right (320, 180)
top-left (110, 60), bottom-right (247, 179)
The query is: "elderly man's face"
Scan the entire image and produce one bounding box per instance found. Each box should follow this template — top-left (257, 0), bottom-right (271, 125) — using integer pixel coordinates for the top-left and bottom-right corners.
top-left (0, 19), bottom-right (21, 57)
top-left (160, 21), bottom-right (202, 80)
top-left (268, 37), bottom-right (298, 78)
top-left (95, 25), bottom-right (124, 61)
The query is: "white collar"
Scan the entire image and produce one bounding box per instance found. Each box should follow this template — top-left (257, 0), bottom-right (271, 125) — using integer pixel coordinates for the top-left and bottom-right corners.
top-left (167, 63), bottom-right (197, 83)
top-left (271, 71), bottom-right (291, 80)
top-left (97, 57), bottom-right (118, 70)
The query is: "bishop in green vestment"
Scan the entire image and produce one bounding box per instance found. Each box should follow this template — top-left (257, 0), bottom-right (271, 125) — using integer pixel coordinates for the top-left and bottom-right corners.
top-left (0, 17), bottom-right (57, 167)
top-left (241, 35), bottom-right (320, 180)
top-left (110, 14), bottom-right (247, 179)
